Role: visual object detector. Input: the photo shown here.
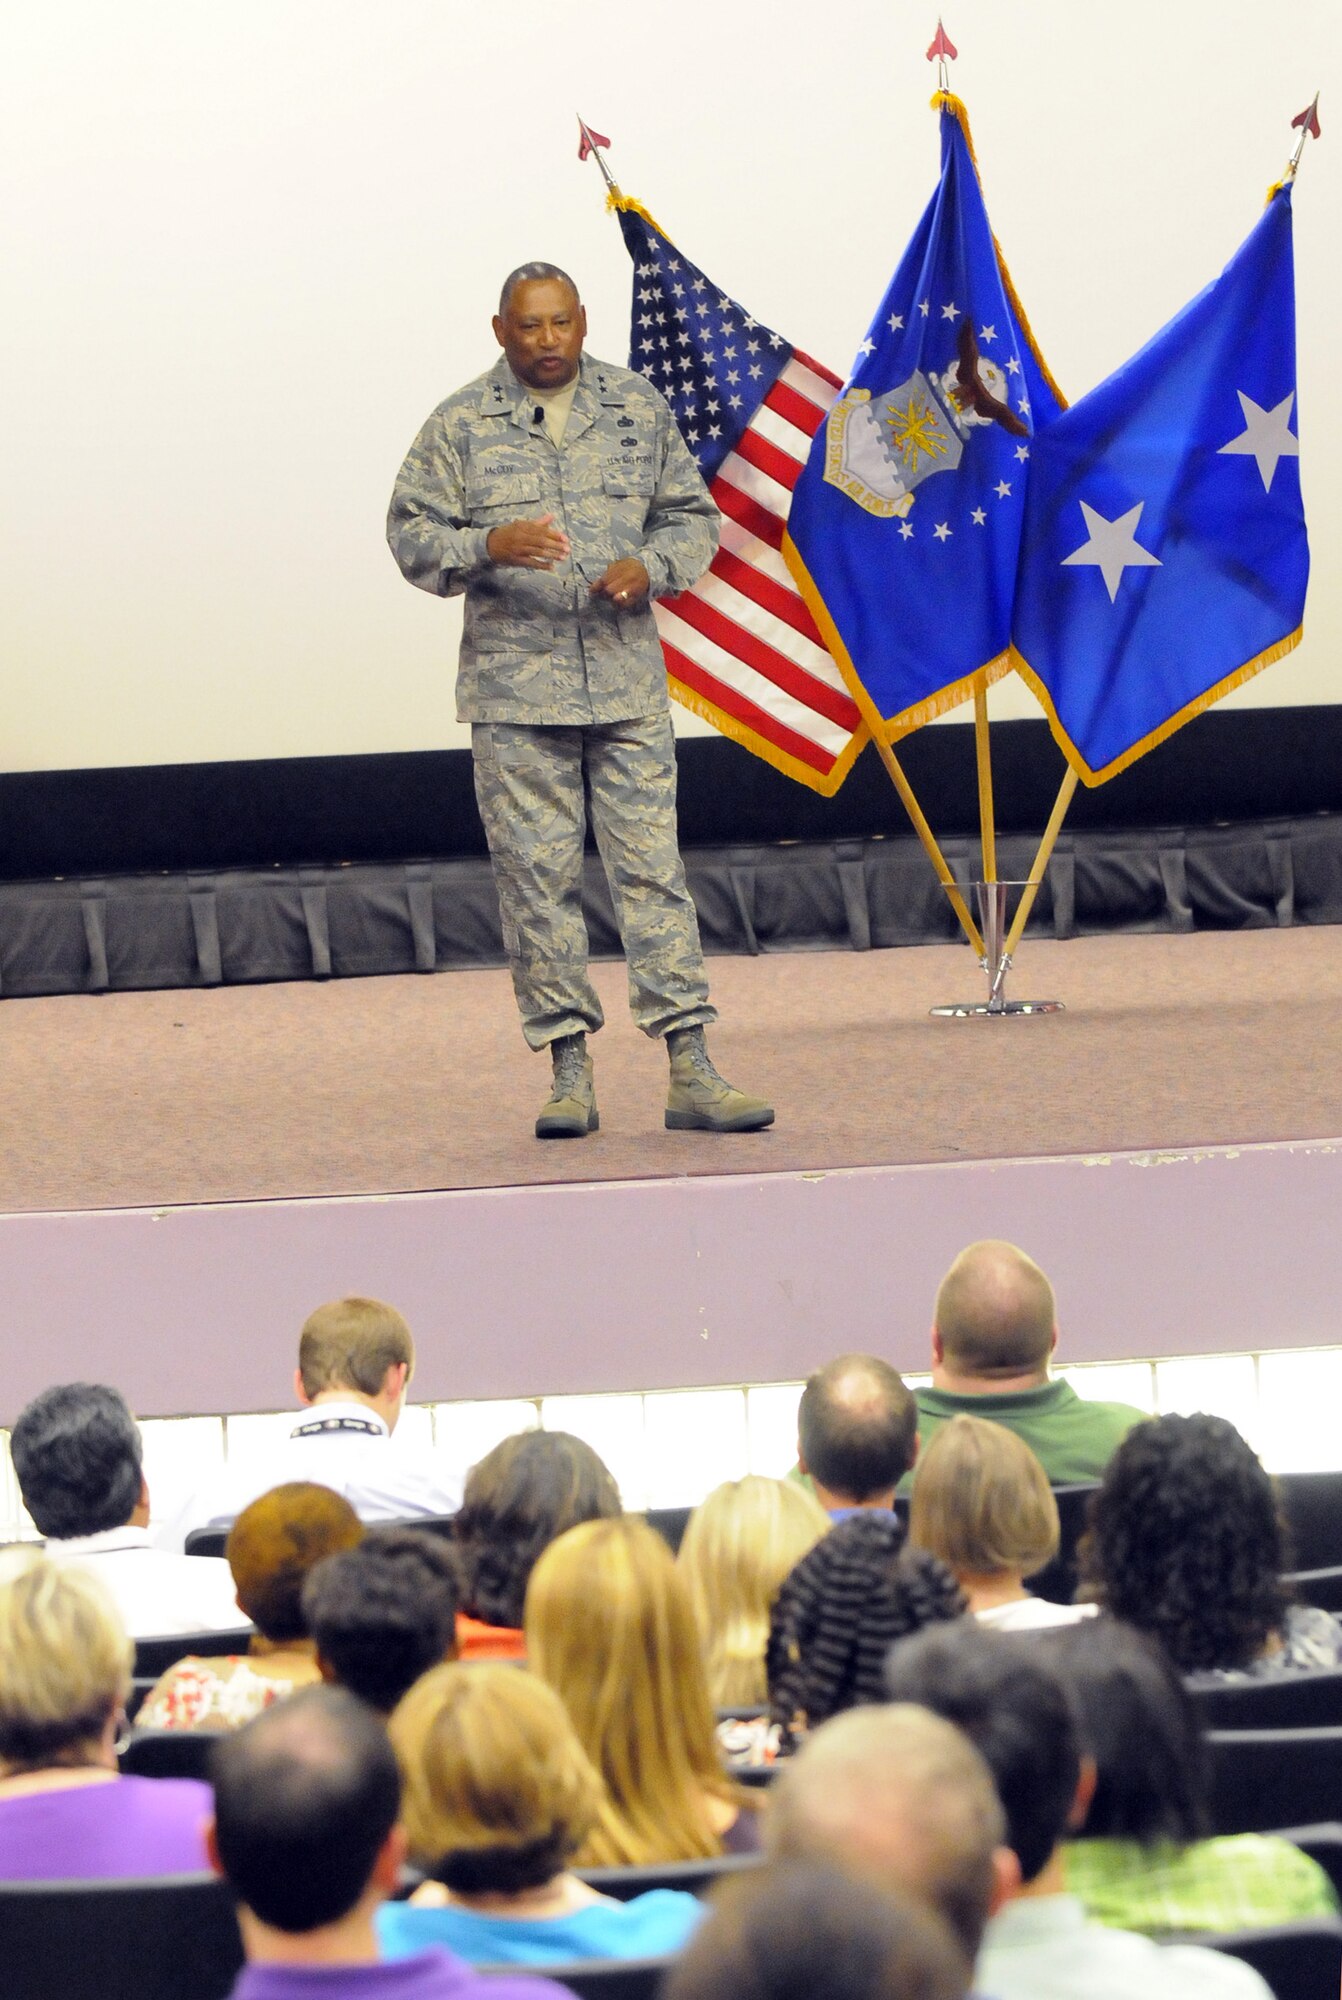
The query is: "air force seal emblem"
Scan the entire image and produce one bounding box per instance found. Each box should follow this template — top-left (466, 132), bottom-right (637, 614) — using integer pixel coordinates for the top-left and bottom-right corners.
top-left (824, 325), bottom-right (1027, 518)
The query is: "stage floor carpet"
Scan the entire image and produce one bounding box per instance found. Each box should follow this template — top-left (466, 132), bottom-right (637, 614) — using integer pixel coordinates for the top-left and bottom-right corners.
top-left (4, 927), bottom-right (1340, 1216)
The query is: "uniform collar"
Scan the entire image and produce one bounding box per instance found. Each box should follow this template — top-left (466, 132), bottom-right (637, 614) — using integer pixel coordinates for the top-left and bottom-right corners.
top-left (478, 355), bottom-right (624, 446)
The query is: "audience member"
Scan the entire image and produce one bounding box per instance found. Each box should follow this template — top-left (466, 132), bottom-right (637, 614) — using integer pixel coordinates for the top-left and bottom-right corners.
top-left (1080, 1412), bottom-right (1342, 1675)
top-left (1044, 1616), bottom-right (1338, 1930)
top-left (766, 1512), bottom-right (964, 1750)
top-left (452, 1429), bottom-right (620, 1661)
top-left (526, 1515), bottom-right (757, 1864)
top-left (678, 1474), bottom-right (830, 1707)
top-left (381, 1662), bottom-right (705, 1963)
top-left (663, 1859), bottom-right (971, 2000)
top-left (207, 1686), bottom-right (562, 2000)
top-left (883, 1623), bottom-right (1271, 2000)
top-left (0, 1550), bottom-right (211, 1877)
top-left (766, 1703), bottom-right (1012, 1968)
top-left (303, 1527), bottom-right (460, 1712)
top-left (907, 1416), bottom-right (1096, 1630)
top-left (166, 1297), bottom-right (462, 1547)
top-left (796, 1354), bottom-right (919, 1514)
top-left (10, 1381), bottom-right (249, 1638)
top-left (139, 1483), bottom-right (365, 1728)
top-left (910, 1242), bottom-right (1145, 1488)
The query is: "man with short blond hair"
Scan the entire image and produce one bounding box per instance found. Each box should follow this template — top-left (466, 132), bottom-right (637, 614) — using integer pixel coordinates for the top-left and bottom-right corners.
top-left (165, 1296), bottom-right (460, 1549)
top-left (908, 1240), bottom-right (1145, 1488)
top-left (767, 1703), bottom-right (1014, 1966)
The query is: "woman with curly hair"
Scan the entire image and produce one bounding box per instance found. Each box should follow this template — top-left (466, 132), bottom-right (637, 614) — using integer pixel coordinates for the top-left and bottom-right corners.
top-left (1079, 1412), bottom-right (1342, 1676)
top-left (453, 1431), bottom-right (621, 1660)
top-left (766, 1512), bottom-right (966, 1750)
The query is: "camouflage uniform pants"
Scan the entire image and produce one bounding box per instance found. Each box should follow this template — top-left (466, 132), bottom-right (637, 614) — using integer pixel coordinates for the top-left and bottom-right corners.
top-left (472, 712), bottom-right (717, 1051)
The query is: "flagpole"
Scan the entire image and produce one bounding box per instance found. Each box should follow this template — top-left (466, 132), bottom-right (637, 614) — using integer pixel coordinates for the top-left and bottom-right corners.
top-left (973, 672), bottom-right (998, 884)
top-left (576, 116), bottom-right (622, 200)
top-left (1000, 766), bottom-right (1078, 963)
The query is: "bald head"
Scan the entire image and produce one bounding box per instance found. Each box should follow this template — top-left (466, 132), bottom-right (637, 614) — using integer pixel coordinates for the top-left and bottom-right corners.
top-left (797, 1354), bottom-right (917, 1505)
top-left (933, 1242), bottom-right (1057, 1383)
top-left (767, 1703), bottom-right (1008, 1961)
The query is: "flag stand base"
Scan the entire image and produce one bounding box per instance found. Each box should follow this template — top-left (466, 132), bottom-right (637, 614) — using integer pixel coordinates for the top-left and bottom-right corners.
top-left (929, 881), bottom-right (1064, 1019)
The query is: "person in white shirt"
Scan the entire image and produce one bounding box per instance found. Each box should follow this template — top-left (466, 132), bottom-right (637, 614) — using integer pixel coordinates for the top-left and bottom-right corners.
top-left (883, 1623), bottom-right (1271, 2000)
top-left (165, 1297), bottom-right (461, 1551)
top-left (10, 1382), bottom-right (250, 1640)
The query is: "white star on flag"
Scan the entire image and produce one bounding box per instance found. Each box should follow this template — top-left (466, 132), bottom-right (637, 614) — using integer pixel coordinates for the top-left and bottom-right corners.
top-left (941, 301), bottom-right (961, 322)
top-left (898, 521), bottom-right (914, 540)
top-left (1062, 500), bottom-right (1163, 603)
top-left (933, 522), bottom-right (952, 541)
top-left (1218, 390), bottom-right (1300, 494)
top-left (858, 339), bottom-right (875, 356)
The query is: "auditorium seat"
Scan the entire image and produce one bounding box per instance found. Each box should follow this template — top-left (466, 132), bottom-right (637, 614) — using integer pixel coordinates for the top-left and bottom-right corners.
top-left (481, 1956), bottom-right (672, 2000)
top-left (134, 1630), bottom-right (254, 1677)
top-left (1187, 1669), bottom-right (1342, 1731)
top-left (1206, 1727), bottom-right (1342, 1834)
top-left (120, 1726), bottom-right (228, 1781)
top-left (1024, 1483), bottom-right (1099, 1606)
top-left (1286, 1567), bottom-right (1342, 1614)
top-left (578, 1853), bottom-right (762, 1901)
top-left (1276, 1474), bottom-right (1342, 1574)
top-left (184, 1511), bottom-right (458, 1560)
top-left (1166, 1919), bottom-right (1342, 2000)
top-left (0, 1872), bottom-right (243, 2000)
top-left (645, 1507), bottom-right (692, 1555)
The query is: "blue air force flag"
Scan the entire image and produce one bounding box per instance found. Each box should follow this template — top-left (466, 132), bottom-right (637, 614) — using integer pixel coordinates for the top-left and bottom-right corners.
top-left (1011, 186), bottom-right (1307, 785)
top-left (783, 98), bottom-right (1064, 738)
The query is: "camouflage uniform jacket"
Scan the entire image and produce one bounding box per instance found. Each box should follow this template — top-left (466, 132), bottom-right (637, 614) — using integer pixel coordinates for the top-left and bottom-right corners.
top-left (387, 353), bottom-right (719, 725)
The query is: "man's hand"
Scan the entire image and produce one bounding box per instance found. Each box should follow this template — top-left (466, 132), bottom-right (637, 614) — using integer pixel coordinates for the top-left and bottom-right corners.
top-left (589, 558), bottom-right (650, 606)
top-left (486, 514), bottom-right (571, 569)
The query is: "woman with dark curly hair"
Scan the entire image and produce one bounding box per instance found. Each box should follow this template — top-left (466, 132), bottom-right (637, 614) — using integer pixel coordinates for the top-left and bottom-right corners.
top-left (766, 1512), bottom-right (966, 1750)
top-left (1079, 1412), bottom-right (1342, 1676)
top-left (453, 1431), bottom-right (621, 1660)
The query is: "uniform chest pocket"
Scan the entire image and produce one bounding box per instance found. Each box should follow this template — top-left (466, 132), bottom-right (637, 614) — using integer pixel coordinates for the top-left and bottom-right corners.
top-left (465, 470), bottom-right (545, 520)
top-left (601, 459), bottom-right (656, 501)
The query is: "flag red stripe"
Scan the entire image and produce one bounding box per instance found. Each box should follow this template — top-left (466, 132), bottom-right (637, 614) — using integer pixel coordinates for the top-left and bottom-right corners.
top-left (664, 646), bottom-right (837, 777)
top-left (711, 477), bottom-right (784, 550)
top-left (765, 378), bottom-right (830, 437)
top-left (733, 425), bottom-right (805, 492)
top-left (665, 593), bottom-right (863, 731)
top-left (792, 347), bottom-right (843, 390)
top-left (701, 547), bottom-right (826, 647)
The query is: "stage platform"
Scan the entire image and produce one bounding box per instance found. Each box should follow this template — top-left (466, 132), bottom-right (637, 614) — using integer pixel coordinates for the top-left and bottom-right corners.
top-left (2, 928), bottom-right (1340, 1421)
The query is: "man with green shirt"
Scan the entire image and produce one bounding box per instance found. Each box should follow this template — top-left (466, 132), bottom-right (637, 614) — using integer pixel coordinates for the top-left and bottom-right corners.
top-left (905, 1240), bottom-right (1145, 1491)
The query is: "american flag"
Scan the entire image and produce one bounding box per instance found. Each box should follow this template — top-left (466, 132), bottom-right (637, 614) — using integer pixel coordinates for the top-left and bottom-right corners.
top-left (615, 203), bottom-right (868, 794)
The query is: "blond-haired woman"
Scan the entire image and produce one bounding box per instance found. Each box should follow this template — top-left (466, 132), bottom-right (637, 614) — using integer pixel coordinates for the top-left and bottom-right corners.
top-left (378, 1664), bottom-right (706, 1964)
top-left (0, 1550), bottom-right (211, 1877)
top-left (906, 1415), bottom-right (1096, 1630)
top-left (526, 1517), bottom-right (759, 1864)
top-left (677, 1476), bottom-right (830, 1708)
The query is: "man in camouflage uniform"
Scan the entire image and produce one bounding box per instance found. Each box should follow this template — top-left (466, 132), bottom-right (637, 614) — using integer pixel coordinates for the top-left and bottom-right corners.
top-left (387, 264), bottom-right (773, 1138)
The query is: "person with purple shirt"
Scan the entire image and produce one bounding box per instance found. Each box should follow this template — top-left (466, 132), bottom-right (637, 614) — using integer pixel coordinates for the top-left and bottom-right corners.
top-left (205, 1684), bottom-right (572, 2000)
top-left (0, 1548), bottom-right (211, 1878)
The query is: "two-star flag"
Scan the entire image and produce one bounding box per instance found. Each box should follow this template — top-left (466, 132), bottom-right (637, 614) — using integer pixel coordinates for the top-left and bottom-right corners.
top-left (614, 199), bottom-right (869, 795)
top-left (1011, 185), bottom-right (1308, 783)
top-left (783, 98), bottom-right (1064, 741)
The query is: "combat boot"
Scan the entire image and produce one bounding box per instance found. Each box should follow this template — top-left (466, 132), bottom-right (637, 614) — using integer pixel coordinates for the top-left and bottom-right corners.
top-left (536, 1033), bottom-right (598, 1139)
top-left (665, 1026), bottom-right (774, 1133)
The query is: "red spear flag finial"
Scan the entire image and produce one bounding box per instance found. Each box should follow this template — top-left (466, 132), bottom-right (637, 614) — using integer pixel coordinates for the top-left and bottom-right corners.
top-left (926, 19), bottom-right (957, 63)
top-left (1292, 95), bottom-right (1322, 142)
top-left (577, 117), bottom-right (611, 163)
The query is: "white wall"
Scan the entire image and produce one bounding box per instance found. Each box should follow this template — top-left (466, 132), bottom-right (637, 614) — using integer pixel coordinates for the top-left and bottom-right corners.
top-left (1, 0), bottom-right (1336, 774)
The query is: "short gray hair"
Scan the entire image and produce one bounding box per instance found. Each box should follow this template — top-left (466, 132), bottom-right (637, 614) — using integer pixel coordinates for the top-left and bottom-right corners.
top-left (498, 263), bottom-right (580, 316)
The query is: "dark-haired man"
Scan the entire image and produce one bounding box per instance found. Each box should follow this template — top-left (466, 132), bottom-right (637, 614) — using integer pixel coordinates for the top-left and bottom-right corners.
top-left (908, 1241), bottom-right (1145, 1489)
top-left (302, 1528), bottom-right (460, 1713)
top-left (796, 1353), bottom-right (918, 1515)
top-left (208, 1687), bottom-right (561, 2000)
top-left (10, 1382), bottom-right (248, 1637)
top-left (884, 1623), bottom-right (1270, 2000)
top-left (388, 263), bottom-right (772, 1139)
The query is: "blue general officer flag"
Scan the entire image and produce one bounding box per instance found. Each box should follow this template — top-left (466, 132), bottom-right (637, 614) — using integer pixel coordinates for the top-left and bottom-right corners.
top-left (1011, 186), bottom-right (1307, 784)
top-left (784, 97), bottom-right (1064, 739)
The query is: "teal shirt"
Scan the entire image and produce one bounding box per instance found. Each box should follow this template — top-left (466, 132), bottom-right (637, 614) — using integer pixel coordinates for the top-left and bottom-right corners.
top-left (377, 1888), bottom-right (705, 1966)
top-left (899, 1380), bottom-right (1146, 1493)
